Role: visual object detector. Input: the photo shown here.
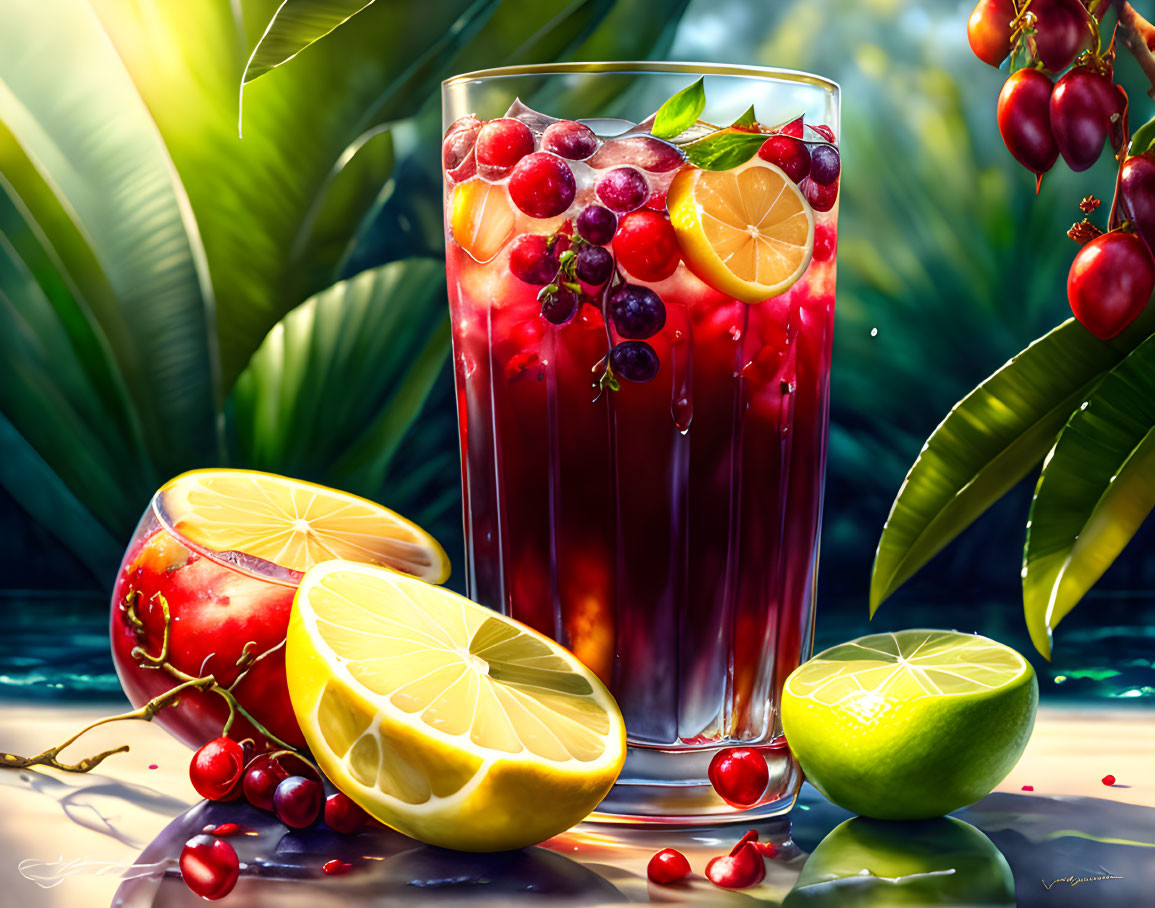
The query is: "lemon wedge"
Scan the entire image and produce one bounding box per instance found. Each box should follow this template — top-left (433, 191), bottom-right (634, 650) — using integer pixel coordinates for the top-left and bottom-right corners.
top-left (286, 560), bottom-right (626, 851)
top-left (450, 178), bottom-right (517, 263)
top-left (667, 157), bottom-right (814, 303)
top-left (158, 469), bottom-right (448, 582)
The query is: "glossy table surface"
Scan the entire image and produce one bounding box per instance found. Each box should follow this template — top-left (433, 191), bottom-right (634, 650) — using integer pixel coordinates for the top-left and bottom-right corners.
top-left (1, 703), bottom-right (1152, 906)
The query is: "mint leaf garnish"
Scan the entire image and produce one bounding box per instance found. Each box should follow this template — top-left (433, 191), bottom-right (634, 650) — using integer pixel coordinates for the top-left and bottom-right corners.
top-left (652, 77), bottom-right (706, 140)
top-left (732, 105), bottom-right (757, 129)
top-left (683, 129), bottom-right (767, 171)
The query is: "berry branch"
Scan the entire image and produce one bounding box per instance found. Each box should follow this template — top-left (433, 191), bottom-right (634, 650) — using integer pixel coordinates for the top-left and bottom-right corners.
top-left (0, 590), bottom-right (300, 774)
top-left (1119, 2), bottom-right (1155, 99)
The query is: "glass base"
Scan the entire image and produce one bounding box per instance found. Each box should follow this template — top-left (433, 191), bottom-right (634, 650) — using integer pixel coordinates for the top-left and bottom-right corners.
top-left (590, 739), bottom-right (803, 825)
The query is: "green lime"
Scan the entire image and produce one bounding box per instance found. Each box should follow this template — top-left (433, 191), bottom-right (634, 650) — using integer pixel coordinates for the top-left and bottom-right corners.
top-left (782, 629), bottom-right (1037, 819)
top-left (783, 816), bottom-right (1015, 906)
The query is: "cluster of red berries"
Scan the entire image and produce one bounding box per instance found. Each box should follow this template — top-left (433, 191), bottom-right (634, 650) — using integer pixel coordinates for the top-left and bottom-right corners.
top-left (180, 736), bottom-right (371, 899)
top-left (647, 828), bottom-right (778, 890)
top-left (969, 0), bottom-right (1155, 338)
top-left (756, 116), bottom-right (841, 212)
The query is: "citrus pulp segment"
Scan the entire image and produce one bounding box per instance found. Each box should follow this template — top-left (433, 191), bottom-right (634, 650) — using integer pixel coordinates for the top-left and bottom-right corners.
top-left (668, 156), bottom-right (815, 303)
top-left (286, 560), bottom-right (626, 851)
top-left (159, 469), bottom-right (448, 582)
top-left (782, 630), bottom-right (1037, 820)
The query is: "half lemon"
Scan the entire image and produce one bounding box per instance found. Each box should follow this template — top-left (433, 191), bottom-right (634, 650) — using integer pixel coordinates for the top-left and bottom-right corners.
top-left (668, 156), bottom-right (814, 303)
top-left (158, 469), bottom-right (448, 582)
top-left (286, 560), bottom-right (627, 851)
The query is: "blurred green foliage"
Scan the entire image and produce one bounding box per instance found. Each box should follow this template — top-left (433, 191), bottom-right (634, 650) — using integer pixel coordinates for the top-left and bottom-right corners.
top-left (0, 0), bottom-right (687, 588)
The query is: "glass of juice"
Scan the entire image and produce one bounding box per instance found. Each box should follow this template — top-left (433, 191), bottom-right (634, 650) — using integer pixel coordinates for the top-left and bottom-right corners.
top-left (441, 63), bottom-right (839, 820)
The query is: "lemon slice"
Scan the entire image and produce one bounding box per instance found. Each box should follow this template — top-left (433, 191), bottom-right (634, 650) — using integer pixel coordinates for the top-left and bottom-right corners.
top-left (286, 560), bottom-right (627, 851)
top-left (450, 178), bottom-right (516, 263)
top-left (782, 630), bottom-right (1037, 820)
top-left (158, 469), bottom-right (448, 582)
top-left (667, 157), bottom-right (815, 303)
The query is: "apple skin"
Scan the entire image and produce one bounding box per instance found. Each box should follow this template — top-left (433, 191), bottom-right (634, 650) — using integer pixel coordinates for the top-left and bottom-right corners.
top-left (110, 527), bottom-right (306, 751)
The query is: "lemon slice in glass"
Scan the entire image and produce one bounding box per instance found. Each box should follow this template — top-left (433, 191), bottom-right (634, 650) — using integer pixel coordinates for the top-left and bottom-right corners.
top-left (667, 157), bottom-right (815, 303)
top-left (286, 560), bottom-right (627, 852)
top-left (158, 469), bottom-right (448, 582)
top-left (782, 630), bottom-right (1037, 820)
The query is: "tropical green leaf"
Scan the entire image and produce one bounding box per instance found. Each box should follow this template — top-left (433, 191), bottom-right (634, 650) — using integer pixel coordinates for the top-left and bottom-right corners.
top-left (870, 311), bottom-right (1155, 615)
top-left (1022, 332), bottom-right (1155, 658)
top-left (241, 0), bottom-right (378, 86)
top-left (0, 0), bottom-right (218, 489)
top-left (732, 105), bottom-right (757, 128)
top-left (652, 76), bottom-right (705, 139)
top-left (0, 412), bottom-right (122, 580)
top-left (683, 127), bottom-right (767, 170)
top-left (1129, 114), bottom-right (1155, 156)
top-left (229, 259), bottom-right (448, 497)
top-left (92, 0), bottom-right (495, 383)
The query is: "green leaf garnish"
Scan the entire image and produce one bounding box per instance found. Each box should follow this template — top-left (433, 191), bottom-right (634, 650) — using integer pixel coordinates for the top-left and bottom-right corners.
top-left (732, 105), bottom-right (757, 129)
top-left (683, 128), bottom-right (767, 171)
top-left (652, 76), bottom-right (706, 140)
top-left (1130, 115), bottom-right (1155, 156)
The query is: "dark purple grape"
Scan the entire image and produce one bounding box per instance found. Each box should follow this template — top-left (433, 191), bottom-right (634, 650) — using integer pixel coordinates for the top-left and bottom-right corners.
top-left (541, 120), bottom-right (598, 160)
top-left (273, 776), bottom-right (322, 829)
top-left (575, 245), bottom-right (614, 285)
top-left (610, 341), bottom-right (659, 382)
top-left (609, 285), bottom-right (665, 339)
top-left (509, 234), bottom-right (559, 284)
top-left (541, 287), bottom-right (579, 325)
top-left (595, 167), bottom-right (649, 213)
top-left (808, 144), bottom-right (840, 185)
top-left (576, 205), bottom-right (616, 245)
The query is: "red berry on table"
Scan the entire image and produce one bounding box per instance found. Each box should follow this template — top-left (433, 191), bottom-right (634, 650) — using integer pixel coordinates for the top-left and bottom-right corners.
top-left (997, 69), bottom-right (1058, 177)
top-left (1050, 68), bottom-right (1120, 172)
top-left (1122, 153), bottom-right (1155, 250)
top-left (575, 205), bottom-right (617, 245)
top-left (1102, 774), bottom-right (1117, 786)
top-left (708, 747), bottom-right (769, 808)
top-left (509, 234), bottom-right (560, 284)
top-left (647, 848), bottom-right (692, 884)
top-left (242, 753), bottom-right (291, 811)
top-left (322, 859), bottom-right (353, 876)
top-left (189, 737), bottom-right (246, 802)
top-left (180, 834), bottom-right (240, 901)
top-left (273, 775), bottom-right (323, 829)
top-left (1067, 232), bottom-right (1155, 339)
top-left (809, 144), bottom-right (840, 185)
top-left (610, 340), bottom-right (660, 383)
top-left (509, 152), bottom-right (576, 219)
top-left (596, 166), bottom-right (650, 213)
top-left (575, 245), bottom-right (614, 285)
top-left (758, 134), bottom-right (810, 183)
top-left (475, 117), bottom-right (534, 178)
top-left (967, 0), bottom-right (1014, 67)
top-left (705, 843), bottom-right (765, 889)
top-left (1032, 0), bottom-right (1091, 73)
top-left (325, 792), bottom-right (369, 835)
top-left (609, 284), bottom-right (666, 339)
top-left (613, 209), bottom-right (679, 282)
top-left (802, 177), bottom-right (838, 212)
top-left (541, 120), bottom-right (599, 160)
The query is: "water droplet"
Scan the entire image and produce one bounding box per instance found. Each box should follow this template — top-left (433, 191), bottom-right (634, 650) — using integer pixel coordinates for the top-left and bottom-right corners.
top-left (869, 327), bottom-right (878, 337)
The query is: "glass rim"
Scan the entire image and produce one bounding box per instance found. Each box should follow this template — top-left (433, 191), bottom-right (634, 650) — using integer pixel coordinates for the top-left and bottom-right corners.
top-left (442, 60), bottom-right (839, 95)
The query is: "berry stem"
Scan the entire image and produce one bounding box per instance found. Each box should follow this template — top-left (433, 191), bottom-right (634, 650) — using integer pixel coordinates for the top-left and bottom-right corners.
top-left (1, 591), bottom-right (303, 774)
top-left (1119, 2), bottom-right (1155, 100)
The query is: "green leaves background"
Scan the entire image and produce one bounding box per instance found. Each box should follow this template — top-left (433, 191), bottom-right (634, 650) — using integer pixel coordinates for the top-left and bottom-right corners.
top-left (0, 0), bottom-right (689, 588)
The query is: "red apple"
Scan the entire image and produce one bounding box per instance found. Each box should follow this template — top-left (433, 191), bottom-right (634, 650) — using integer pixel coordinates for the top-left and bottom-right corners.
top-left (110, 526), bottom-right (305, 751)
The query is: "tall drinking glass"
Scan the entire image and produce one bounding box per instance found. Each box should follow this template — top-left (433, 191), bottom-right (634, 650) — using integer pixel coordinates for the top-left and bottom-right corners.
top-left (441, 63), bottom-right (839, 820)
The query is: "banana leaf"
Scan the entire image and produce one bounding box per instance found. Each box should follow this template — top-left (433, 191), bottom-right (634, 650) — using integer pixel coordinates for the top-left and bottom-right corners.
top-left (1022, 332), bottom-right (1155, 658)
top-left (870, 310), bottom-right (1155, 614)
top-left (229, 259), bottom-right (448, 498)
top-left (242, 0), bottom-right (380, 86)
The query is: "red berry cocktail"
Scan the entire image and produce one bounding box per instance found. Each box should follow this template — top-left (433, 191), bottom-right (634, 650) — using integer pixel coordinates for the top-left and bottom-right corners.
top-left (441, 64), bottom-right (839, 819)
